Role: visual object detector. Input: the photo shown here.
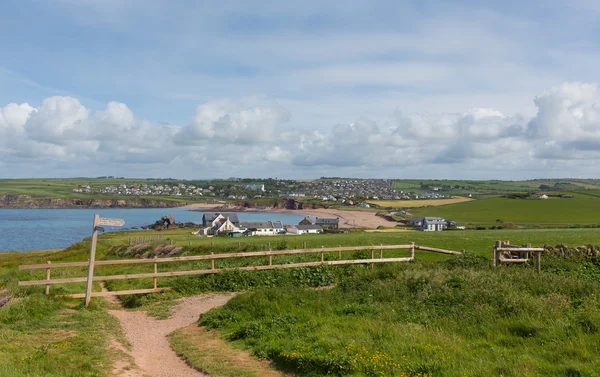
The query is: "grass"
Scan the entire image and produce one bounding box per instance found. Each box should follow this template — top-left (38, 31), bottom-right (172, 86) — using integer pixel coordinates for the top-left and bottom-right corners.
top-left (169, 325), bottom-right (286, 377)
top-left (199, 256), bottom-right (600, 376)
top-left (6, 227), bottom-right (600, 376)
top-left (367, 197), bottom-right (474, 208)
top-left (410, 196), bottom-right (600, 225)
top-left (0, 291), bottom-right (126, 376)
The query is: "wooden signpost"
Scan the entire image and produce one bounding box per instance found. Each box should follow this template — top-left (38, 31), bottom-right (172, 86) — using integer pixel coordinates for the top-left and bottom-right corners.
top-left (84, 215), bottom-right (124, 306)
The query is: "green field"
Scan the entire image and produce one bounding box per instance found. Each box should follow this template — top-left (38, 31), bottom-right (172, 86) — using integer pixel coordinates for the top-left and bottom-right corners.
top-left (410, 196), bottom-right (600, 226)
top-left (393, 178), bottom-right (600, 195)
top-left (4, 228), bottom-right (600, 376)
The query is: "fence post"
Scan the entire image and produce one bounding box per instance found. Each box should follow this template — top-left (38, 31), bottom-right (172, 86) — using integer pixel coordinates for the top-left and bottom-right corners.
top-left (535, 251), bottom-right (541, 273)
top-left (409, 242), bottom-right (415, 260)
top-left (380, 244), bottom-right (383, 259)
top-left (210, 252), bottom-right (215, 270)
top-left (370, 244), bottom-right (374, 269)
top-left (45, 261), bottom-right (51, 295)
top-left (153, 256), bottom-right (158, 289)
top-left (269, 248), bottom-right (273, 266)
top-left (338, 245), bottom-right (341, 259)
top-left (493, 240), bottom-right (501, 266)
top-left (84, 214), bottom-right (100, 307)
top-left (321, 245), bottom-right (324, 263)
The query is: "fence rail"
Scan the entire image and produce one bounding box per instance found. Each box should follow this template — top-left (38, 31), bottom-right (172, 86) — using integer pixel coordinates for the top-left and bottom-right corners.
top-left (18, 243), bottom-right (463, 303)
top-left (492, 240), bottom-right (544, 272)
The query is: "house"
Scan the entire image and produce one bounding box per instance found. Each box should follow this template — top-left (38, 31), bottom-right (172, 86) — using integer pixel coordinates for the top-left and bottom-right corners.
top-left (239, 221), bottom-right (285, 236)
top-left (242, 184), bottom-right (265, 192)
top-left (531, 194), bottom-right (549, 200)
top-left (287, 225), bottom-right (323, 235)
top-left (298, 216), bottom-right (314, 225)
top-left (315, 217), bottom-right (339, 230)
top-left (406, 217), bottom-right (424, 227)
top-left (421, 217), bottom-right (446, 231)
top-left (202, 213), bottom-right (240, 228)
top-left (198, 216), bottom-right (241, 236)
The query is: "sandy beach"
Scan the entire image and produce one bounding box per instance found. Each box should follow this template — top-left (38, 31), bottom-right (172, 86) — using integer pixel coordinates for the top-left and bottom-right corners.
top-left (184, 203), bottom-right (397, 229)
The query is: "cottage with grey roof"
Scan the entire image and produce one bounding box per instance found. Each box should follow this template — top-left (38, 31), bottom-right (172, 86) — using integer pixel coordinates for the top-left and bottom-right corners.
top-left (315, 217), bottom-right (339, 230)
top-left (420, 217), bottom-right (446, 231)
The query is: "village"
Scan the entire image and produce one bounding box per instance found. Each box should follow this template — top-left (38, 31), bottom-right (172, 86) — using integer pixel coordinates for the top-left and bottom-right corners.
top-left (72, 178), bottom-right (452, 205)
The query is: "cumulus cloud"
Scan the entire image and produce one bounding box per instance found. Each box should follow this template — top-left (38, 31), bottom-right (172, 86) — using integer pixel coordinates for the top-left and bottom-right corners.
top-left (3, 83), bottom-right (600, 178)
top-left (175, 97), bottom-right (290, 145)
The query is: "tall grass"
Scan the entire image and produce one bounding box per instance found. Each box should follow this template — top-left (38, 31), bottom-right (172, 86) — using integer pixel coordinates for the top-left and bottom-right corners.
top-left (200, 255), bottom-right (600, 376)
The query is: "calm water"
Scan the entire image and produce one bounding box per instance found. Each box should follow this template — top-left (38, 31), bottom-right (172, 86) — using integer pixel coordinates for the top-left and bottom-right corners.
top-left (0, 208), bottom-right (308, 251)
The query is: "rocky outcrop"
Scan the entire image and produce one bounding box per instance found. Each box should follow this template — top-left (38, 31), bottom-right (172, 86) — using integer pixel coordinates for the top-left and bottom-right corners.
top-left (0, 195), bottom-right (186, 209)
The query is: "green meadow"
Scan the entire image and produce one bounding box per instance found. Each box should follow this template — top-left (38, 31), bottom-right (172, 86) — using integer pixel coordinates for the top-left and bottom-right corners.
top-left (410, 196), bottom-right (600, 226)
top-left (3, 228), bottom-right (600, 376)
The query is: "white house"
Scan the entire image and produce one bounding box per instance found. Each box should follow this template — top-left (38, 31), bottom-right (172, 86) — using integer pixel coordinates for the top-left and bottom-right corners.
top-left (531, 194), bottom-right (549, 200)
top-left (239, 221), bottom-right (285, 236)
top-left (287, 225), bottom-right (323, 235)
top-left (196, 216), bottom-right (240, 236)
top-left (421, 217), bottom-right (446, 231)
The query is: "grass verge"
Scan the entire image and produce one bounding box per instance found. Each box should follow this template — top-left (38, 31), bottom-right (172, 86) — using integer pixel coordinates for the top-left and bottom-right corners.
top-left (169, 324), bottom-right (286, 377)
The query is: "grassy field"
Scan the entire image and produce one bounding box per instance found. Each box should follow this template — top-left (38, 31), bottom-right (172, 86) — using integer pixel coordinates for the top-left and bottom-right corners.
top-left (393, 179), bottom-right (600, 195)
top-left (201, 257), bottom-right (600, 376)
top-left (5, 228), bottom-right (600, 376)
top-left (410, 196), bottom-right (600, 226)
top-left (367, 197), bottom-right (473, 208)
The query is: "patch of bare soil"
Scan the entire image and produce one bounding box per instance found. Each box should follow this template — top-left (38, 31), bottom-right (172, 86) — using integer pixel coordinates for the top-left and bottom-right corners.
top-left (108, 293), bottom-right (235, 377)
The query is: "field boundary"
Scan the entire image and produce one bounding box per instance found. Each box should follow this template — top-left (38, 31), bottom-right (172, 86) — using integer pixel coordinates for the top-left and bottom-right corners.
top-left (18, 243), bottom-right (464, 302)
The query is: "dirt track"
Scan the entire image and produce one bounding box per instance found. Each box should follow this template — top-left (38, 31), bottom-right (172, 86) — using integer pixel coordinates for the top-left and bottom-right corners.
top-left (109, 293), bottom-right (235, 377)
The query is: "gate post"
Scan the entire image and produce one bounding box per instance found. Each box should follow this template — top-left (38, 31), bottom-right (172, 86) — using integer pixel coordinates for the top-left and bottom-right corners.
top-left (84, 214), bottom-right (100, 307)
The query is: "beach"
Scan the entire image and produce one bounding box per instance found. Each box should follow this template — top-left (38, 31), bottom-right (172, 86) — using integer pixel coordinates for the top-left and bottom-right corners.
top-left (184, 203), bottom-right (397, 229)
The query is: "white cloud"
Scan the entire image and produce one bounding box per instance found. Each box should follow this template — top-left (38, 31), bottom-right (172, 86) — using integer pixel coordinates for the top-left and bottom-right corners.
top-left (3, 82), bottom-right (600, 178)
top-left (175, 97), bottom-right (290, 145)
top-left (24, 96), bottom-right (89, 145)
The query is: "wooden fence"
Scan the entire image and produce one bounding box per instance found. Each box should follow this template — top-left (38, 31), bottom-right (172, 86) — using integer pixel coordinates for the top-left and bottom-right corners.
top-left (18, 243), bottom-right (463, 304)
top-left (492, 240), bottom-right (544, 272)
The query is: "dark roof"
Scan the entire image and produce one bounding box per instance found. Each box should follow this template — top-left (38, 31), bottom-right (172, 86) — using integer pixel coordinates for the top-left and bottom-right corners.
top-left (315, 218), bottom-right (339, 224)
top-left (204, 212), bottom-right (239, 224)
top-left (295, 225), bottom-right (323, 230)
top-left (240, 221), bottom-right (273, 229)
top-left (272, 221), bottom-right (284, 229)
top-left (407, 217), bottom-right (424, 223)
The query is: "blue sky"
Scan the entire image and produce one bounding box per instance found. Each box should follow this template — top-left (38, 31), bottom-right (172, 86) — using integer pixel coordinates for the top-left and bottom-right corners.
top-left (2, 0), bottom-right (600, 179)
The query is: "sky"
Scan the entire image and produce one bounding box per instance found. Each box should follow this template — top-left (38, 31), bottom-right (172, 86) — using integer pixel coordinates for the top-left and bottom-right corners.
top-left (2, 0), bottom-right (600, 179)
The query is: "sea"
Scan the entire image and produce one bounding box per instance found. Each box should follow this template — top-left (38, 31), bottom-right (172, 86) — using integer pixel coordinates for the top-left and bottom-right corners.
top-left (0, 208), bottom-right (308, 251)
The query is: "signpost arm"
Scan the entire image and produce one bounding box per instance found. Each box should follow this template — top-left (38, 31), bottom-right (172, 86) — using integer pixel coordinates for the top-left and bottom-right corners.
top-left (84, 214), bottom-right (100, 307)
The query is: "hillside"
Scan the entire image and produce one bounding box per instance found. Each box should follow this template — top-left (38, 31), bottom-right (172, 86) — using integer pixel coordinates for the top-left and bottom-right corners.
top-left (410, 196), bottom-right (600, 226)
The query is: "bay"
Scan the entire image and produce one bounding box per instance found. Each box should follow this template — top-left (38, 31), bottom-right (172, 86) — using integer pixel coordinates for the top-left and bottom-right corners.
top-left (0, 208), bottom-right (308, 251)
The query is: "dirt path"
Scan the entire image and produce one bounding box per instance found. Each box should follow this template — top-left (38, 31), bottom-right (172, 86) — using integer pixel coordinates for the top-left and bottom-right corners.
top-left (108, 293), bottom-right (235, 377)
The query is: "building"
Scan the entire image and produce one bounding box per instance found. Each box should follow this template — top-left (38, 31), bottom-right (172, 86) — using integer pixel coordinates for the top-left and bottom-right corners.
top-left (242, 184), bottom-right (265, 192)
top-left (198, 216), bottom-right (240, 236)
top-left (315, 217), bottom-right (339, 230)
top-left (298, 216), bottom-right (314, 225)
top-left (531, 194), bottom-right (549, 200)
top-left (287, 225), bottom-right (324, 235)
top-left (202, 213), bottom-right (240, 228)
top-left (421, 217), bottom-right (446, 231)
top-left (406, 217), bottom-right (424, 227)
top-left (239, 221), bottom-right (285, 236)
